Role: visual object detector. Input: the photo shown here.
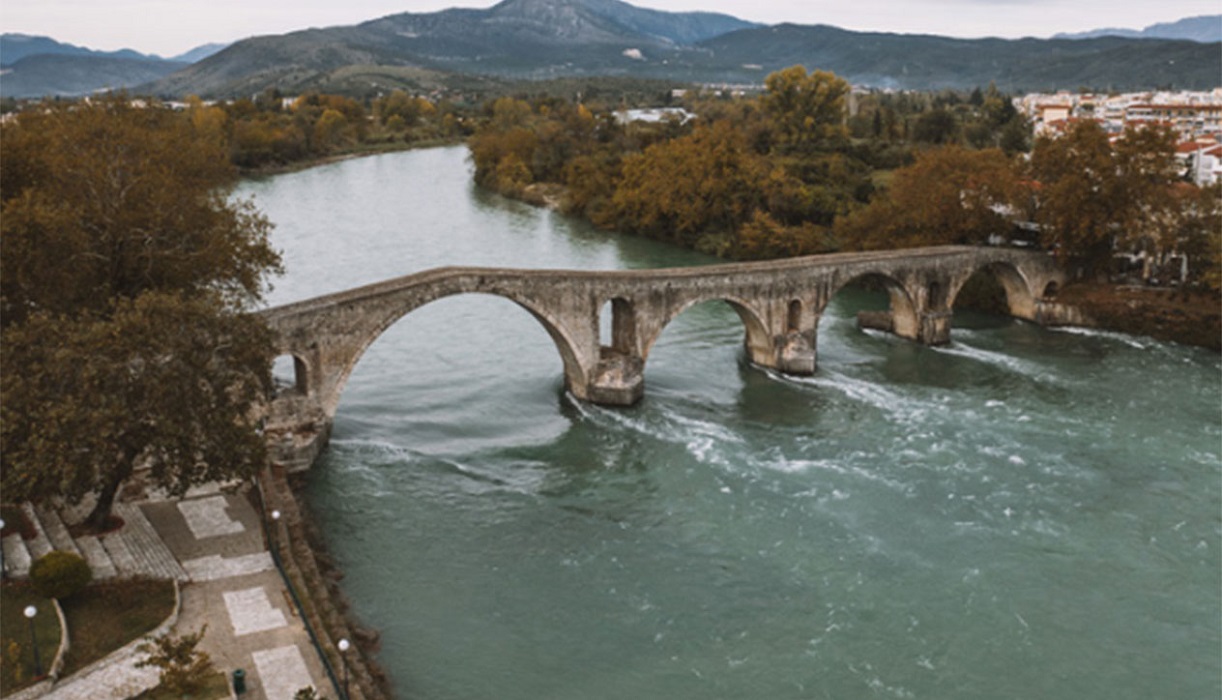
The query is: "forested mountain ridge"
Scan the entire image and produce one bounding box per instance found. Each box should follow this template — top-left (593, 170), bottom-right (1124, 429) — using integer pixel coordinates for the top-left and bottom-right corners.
top-left (10, 0), bottom-right (1219, 99)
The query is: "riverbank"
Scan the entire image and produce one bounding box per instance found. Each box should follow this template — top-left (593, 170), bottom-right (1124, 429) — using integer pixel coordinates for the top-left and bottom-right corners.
top-left (1056, 282), bottom-right (1221, 352)
top-left (238, 137), bottom-right (464, 178)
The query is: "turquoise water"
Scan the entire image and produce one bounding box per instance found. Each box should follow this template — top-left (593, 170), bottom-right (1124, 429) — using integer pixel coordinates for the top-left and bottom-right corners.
top-left (238, 146), bottom-right (1221, 700)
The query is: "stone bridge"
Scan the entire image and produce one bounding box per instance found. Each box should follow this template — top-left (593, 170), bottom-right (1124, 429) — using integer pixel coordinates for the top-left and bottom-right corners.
top-left (261, 245), bottom-right (1066, 469)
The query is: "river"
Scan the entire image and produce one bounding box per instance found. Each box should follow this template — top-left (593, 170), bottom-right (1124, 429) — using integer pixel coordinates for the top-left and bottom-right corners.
top-left (237, 146), bottom-right (1221, 700)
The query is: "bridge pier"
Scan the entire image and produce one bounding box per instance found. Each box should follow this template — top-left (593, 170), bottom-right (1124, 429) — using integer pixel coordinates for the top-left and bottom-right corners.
top-left (773, 330), bottom-right (816, 375)
top-left (585, 349), bottom-right (645, 406)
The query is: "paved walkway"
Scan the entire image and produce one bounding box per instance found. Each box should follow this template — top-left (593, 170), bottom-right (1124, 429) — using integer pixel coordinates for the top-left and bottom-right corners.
top-left (26, 487), bottom-right (334, 700)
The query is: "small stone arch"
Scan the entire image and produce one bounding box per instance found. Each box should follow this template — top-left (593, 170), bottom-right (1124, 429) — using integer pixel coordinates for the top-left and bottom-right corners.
top-left (949, 260), bottom-right (1038, 320)
top-left (642, 295), bottom-right (772, 366)
top-left (823, 272), bottom-right (919, 339)
top-left (1042, 280), bottom-right (1059, 300)
top-left (600, 296), bottom-right (638, 355)
top-left (272, 353), bottom-right (310, 396)
top-left (787, 299), bottom-right (803, 333)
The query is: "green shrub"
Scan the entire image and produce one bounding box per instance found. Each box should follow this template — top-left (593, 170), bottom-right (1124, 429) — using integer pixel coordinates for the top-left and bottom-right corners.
top-left (30, 551), bottom-right (92, 600)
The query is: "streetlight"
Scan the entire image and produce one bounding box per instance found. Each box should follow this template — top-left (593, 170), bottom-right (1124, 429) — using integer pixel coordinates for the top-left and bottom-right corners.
top-left (269, 510), bottom-right (281, 554)
top-left (23, 605), bottom-right (42, 677)
top-left (0, 518), bottom-right (6, 579)
top-left (337, 637), bottom-right (351, 699)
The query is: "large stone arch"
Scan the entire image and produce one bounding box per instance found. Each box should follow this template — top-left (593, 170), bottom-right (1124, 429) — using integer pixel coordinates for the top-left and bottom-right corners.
top-left (641, 295), bottom-right (773, 367)
top-left (822, 271), bottom-right (921, 339)
top-left (948, 259), bottom-right (1039, 321)
top-left (321, 288), bottom-right (587, 420)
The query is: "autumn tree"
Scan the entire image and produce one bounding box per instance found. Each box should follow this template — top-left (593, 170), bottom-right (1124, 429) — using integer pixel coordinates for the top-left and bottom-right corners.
top-left (761, 66), bottom-right (850, 154)
top-left (1028, 121), bottom-right (1180, 272)
top-left (836, 145), bottom-right (1021, 250)
top-left (1, 98), bottom-right (281, 529)
top-left (608, 121), bottom-right (772, 248)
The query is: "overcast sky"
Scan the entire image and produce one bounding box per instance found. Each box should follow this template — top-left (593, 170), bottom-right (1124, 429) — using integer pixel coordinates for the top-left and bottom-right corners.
top-left (3, 0), bottom-right (1218, 57)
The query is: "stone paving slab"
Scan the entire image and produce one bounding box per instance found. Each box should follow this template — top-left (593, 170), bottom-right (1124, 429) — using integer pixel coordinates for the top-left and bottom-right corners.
top-left (183, 552), bottom-right (275, 582)
top-left (178, 496), bottom-right (245, 539)
top-left (224, 586), bottom-right (289, 637)
top-left (252, 644), bottom-right (314, 700)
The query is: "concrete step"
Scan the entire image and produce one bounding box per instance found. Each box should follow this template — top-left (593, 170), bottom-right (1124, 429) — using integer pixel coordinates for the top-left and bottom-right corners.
top-left (99, 532), bottom-right (139, 578)
top-left (113, 503), bottom-right (188, 581)
top-left (22, 503), bottom-right (53, 562)
top-left (35, 506), bottom-right (82, 558)
top-left (76, 535), bottom-right (118, 580)
top-left (2, 533), bottom-right (31, 578)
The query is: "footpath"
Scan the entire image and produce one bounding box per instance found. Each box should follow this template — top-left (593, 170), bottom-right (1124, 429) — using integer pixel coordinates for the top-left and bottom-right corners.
top-left (3, 486), bottom-right (335, 700)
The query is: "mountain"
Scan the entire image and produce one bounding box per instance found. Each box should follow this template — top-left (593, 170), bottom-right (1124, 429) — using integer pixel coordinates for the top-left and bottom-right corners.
top-left (171, 43), bottom-right (231, 64)
top-left (0, 54), bottom-right (187, 98)
top-left (1055, 15), bottom-right (1222, 43)
top-left (688, 24), bottom-right (1221, 92)
top-left (0, 33), bottom-right (193, 98)
top-left (148, 0), bottom-right (757, 96)
top-left (0, 33), bottom-right (153, 65)
top-left (132, 2), bottom-right (1222, 98)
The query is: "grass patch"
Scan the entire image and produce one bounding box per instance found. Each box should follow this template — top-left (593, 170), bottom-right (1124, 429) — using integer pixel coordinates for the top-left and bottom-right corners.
top-left (58, 578), bottom-right (176, 677)
top-left (0, 505), bottom-right (35, 540)
top-left (130, 671), bottom-right (231, 700)
top-left (0, 583), bottom-right (62, 696)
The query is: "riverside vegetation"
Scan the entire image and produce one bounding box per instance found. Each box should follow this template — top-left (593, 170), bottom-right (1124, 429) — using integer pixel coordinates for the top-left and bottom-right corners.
top-left (467, 66), bottom-right (1221, 346)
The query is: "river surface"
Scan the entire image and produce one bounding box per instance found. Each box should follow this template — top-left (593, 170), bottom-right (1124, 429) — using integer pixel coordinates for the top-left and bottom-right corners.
top-left (238, 146), bottom-right (1221, 700)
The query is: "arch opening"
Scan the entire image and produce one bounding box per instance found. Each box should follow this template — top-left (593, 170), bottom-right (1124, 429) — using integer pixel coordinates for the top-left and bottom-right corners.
top-left (641, 298), bottom-right (770, 402)
top-left (600, 297), bottom-right (637, 355)
top-left (820, 273), bottom-right (918, 342)
top-left (324, 291), bottom-right (587, 426)
top-left (272, 354), bottom-right (309, 396)
top-left (950, 261), bottom-right (1037, 323)
top-left (787, 299), bottom-right (803, 333)
top-left (1042, 281), bottom-right (1059, 299)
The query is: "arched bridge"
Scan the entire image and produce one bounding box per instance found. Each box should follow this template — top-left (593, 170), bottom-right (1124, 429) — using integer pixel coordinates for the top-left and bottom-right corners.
top-left (261, 245), bottom-right (1066, 469)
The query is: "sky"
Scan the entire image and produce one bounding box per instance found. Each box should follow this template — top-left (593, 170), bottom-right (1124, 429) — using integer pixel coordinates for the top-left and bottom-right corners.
top-left (2, 0), bottom-right (1218, 57)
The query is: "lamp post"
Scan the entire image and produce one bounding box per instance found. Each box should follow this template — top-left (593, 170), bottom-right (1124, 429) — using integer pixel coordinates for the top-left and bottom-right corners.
top-left (0, 517), bottom-right (6, 579)
top-left (23, 605), bottom-right (42, 677)
top-left (269, 509), bottom-right (281, 554)
top-left (337, 637), bottom-right (351, 699)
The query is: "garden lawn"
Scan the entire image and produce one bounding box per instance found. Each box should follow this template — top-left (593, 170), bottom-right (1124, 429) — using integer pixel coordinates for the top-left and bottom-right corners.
top-left (0, 584), bottom-right (62, 696)
top-left (58, 578), bottom-right (176, 677)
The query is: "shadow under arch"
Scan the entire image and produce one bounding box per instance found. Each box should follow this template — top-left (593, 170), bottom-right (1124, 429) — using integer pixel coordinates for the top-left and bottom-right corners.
top-left (641, 295), bottom-right (772, 367)
top-left (822, 272), bottom-right (919, 339)
top-left (323, 289), bottom-right (588, 421)
top-left (948, 260), bottom-right (1038, 321)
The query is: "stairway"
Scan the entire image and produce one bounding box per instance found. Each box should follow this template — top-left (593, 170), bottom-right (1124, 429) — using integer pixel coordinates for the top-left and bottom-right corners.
top-left (1, 502), bottom-right (187, 582)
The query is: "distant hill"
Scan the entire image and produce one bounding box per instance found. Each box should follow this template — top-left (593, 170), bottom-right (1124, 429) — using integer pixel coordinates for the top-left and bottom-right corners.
top-left (0, 34), bottom-right (196, 98)
top-left (686, 24), bottom-right (1221, 92)
top-left (1055, 15), bottom-right (1222, 43)
top-left (0, 53), bottom-right (186, 98)
top-left (5, 1), bottom-right (1206, 99)
top-left (0, 33), bottom-right (155, 65)
top-left (171, 43), bottom-right (230, 64)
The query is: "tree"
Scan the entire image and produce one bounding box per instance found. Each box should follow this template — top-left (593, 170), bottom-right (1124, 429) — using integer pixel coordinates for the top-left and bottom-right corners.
top-left (1028, 121), bottom-right (1180, 272)
top-left (136, 626), bottom-right (215, 697)
top-left (836, 146), bottom-right (1021, 250)
top-left (1, 98), bottom-right (281, 530)
top-left (1, 98), bottom-right (280, 323)
top-left (3, 294), bottom-right (274, 528)
top-left (609, 121), bottom-right (771, 246)
top-left (761, 66), bottom-right (850, 154)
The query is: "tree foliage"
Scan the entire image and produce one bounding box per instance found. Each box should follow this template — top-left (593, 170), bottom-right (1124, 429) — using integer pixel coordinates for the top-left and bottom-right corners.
top-left (761, 66), bottom-right (850, 154)
top-left (0, 98), bottom-right (281, 529)
top-left (1028, 121), bottom-right (1181, 272)
top-left (136, 626), bottom-right (215, 697)
top-left (836, 146), bottom-right (1021, 250)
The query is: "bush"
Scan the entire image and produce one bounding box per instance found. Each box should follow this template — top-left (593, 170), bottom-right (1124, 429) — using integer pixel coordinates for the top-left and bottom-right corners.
top-left (30, 551), bottom-right (92, 600)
